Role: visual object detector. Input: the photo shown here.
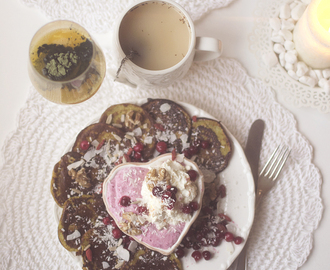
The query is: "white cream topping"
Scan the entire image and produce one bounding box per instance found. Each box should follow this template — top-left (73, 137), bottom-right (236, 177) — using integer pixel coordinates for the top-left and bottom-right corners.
top-left (140, 159), bottom-right (197, 230)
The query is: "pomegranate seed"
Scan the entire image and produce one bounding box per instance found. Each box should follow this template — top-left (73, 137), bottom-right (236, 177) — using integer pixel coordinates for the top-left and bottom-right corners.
top-left (120, 196), bottom-right (131, 207)
top-left (189, 201), bottom-right (199, 211)
top-left (182, 204), bottom-right (192, 214)
top-left (169, 186), bottom-right (178, 194)
top-left (137, 206), bottom-right (148, 214)
top-left (182, 149), bottom-right (192, 159)
top-left (171, 149), bottom-right (176, 161)
top-left (111, 219), bottom-right (118, 228)
top-left (224, 232), bottom-right (234, 242)
top-left (191, 250), bottom-right (202, 262)
top-left (201, 140), bottom-right (210, 149)
top-left (152, 186), bottom-right (163, 197)
top-left (189, 145), bottom-right (199, 155)
top-left (234, 236), bottom-right (243, 245)
top-left (219, 184), bottom-right (226, 198)
top-left (80, 140), bottom-right (90, 151)
top-left (217, 223), bottom-right (227, 233)
top-left (134, 151), bottom-right (142, 161)
top-left (219, 213), bottom-right (232, 222)
top-left (96, 139), bottom-right (105, 150)
top-left (103, 216), bottom-right (111, 225)
top-left (156, 141), bottom-right (167, 153)
top-left (162, 190), bottom-right (172, 201)
top-left (133, 142), bottom-right (144, 152)
top-left (192, 115), bottom-right (197, 122)
top-left (202, 251), bottom-right (211, 260)
top-left (112, 228), bottom-right (122, 239)
top-left (187, 170), bottom-right (198, 181)
top-left (175, 247), bottom-right (185, 258)
top-left (154, 123), bottom-right (165, 131)
top-left (85, 248), bottom-right (93, 262)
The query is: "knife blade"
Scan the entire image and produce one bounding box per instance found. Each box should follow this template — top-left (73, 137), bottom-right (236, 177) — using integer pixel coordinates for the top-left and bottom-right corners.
top-left (244, 119), bottom-right (265, 192)
top-left (234, 119), bottom-right (264, 270)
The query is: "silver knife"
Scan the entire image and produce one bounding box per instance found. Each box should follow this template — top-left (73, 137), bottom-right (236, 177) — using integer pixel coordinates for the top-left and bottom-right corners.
top-left (235, 119), bottom-right (265, 270)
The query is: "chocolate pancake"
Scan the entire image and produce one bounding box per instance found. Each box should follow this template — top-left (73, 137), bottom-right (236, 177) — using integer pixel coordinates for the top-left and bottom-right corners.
top-left (120, 247), bottom-right (182, 270)
top-left (51, 152), bottom-right (101, 207)
top-left (191, 118), bottom-right (232, 173)
top-left (99, 103), bottom-right (156, 159)
top-left (58, 195), bottom-right (109, 252)
top-left (81, 228), bottom-right (119, 270)
top-left (72, 123), bottom-right (129, 154)
top-left (142, 99), bottom-right (191, 152)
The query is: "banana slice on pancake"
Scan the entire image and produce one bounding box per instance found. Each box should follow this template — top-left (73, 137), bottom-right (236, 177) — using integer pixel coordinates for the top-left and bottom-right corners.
top-left (99, 103), bottom-right (156, 159)
top-left (58, 195), bottom-right (109, 252)
top-left (191, 118), bottom-right (232, 173)
top-left (120, 247), bottom-right (182, 270)
top-left (142, 99), bottom-right (191, 152)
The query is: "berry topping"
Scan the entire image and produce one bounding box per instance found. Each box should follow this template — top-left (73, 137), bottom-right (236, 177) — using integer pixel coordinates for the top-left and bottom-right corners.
top-left (234, 236), bottom-right (243, 245)
top-left (152, 186), bottom-right (163, 197)
top-left (189, 201), bottom-right (199, 211)
top-left (112, 228), bottom-right (122, 239)
top-left (202, 251), bottom-right (211, 260)
top-left (133, 142), bottom-right (144, 152)
top-left (201, 140), bottom-right (210, 149)
top-left (192, 250), bottom-right (202, 262)
top-left (224, 232), bottom-right (234, 242)
top-left (182, 204), bottom-right (192, 214)
top-left (187, 170), bottom-right (198, 181)
top-left (134, 151), bottom-right (142, 161)
top-left (137, 206), bottom-right (148, 214)
top-left (102, 216), bottom-right (111, 225)
top-left (80, 140), bottom-right (90, 151)
top-left (156, 141), bottom-right (167, 153)
top-left (182, 149), bottom-right (192, 159)
top-left (120, 196), bottom-right (131, 207)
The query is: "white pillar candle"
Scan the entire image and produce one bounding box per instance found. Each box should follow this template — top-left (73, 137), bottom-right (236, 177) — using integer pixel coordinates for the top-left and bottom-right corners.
top-left (293, 0), bottom-right (330, 69)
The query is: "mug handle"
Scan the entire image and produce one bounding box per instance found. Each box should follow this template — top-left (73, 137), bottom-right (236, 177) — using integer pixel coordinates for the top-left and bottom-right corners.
top-left (194, 37), bottom-right (223, 62)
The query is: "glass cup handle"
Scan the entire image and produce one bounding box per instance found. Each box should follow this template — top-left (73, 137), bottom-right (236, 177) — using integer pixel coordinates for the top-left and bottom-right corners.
top-left (194, 37), bottom-right (223, 62)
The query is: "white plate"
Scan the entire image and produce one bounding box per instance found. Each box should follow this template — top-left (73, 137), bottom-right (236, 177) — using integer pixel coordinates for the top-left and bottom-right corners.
top-left (54, 98), bottom-right (255, 270)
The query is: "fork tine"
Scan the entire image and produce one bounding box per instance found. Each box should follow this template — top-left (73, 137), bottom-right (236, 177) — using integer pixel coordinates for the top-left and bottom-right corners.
top-left (260, 145), bottom-right (290, 180)
top-left (272, 148), bottom-right (290, 180)
top-left (259, 145), bottom-right (280, 176)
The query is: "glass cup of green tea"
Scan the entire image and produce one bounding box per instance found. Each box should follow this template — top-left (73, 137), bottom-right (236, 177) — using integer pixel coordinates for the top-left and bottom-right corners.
top-left (28, 20), bottom-right (106, 104)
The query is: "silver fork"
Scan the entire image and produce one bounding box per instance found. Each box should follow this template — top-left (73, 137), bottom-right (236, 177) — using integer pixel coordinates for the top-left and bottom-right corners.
top-left (256, 145), bottom-right (291, 207)
top-left (234, 145), bottom-right (291, 270)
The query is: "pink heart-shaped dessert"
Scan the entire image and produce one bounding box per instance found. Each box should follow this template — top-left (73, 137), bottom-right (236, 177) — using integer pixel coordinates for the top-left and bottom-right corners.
top-left (102, 153), bottom-right (204, 255)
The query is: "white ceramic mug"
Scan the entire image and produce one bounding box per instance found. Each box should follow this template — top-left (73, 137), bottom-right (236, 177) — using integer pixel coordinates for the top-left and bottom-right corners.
top-left (111, 0), bottom-right (223, 87)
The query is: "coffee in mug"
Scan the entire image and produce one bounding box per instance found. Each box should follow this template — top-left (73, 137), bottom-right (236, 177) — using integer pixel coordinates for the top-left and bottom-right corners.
top-left (119, 1), bottom-right (191, 70)
top-left (112, 0), bottom-right (223, 87)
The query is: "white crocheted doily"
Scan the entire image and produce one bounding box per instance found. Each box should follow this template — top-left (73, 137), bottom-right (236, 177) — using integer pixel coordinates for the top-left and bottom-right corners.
top-left (249, 0), bottom-right (330, 113)
top-left (20, 0), bottom-right (234, 33)
top-left (1, 0), bottom-right (323, 269)
top-left (0, 53), bottom-right (322, 270)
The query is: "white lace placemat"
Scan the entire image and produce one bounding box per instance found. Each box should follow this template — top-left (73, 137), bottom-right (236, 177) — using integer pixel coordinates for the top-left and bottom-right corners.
top-left (249, 0), bottom-right (330, 113)
top-left (0, 53), bottom-right (323, 269)
top-left (20, 0), bottom-right (235, 33)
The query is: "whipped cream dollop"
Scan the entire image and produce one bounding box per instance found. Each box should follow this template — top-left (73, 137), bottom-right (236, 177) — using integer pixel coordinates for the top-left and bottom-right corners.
top-left (140, 159), bottom-right (197, 230)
